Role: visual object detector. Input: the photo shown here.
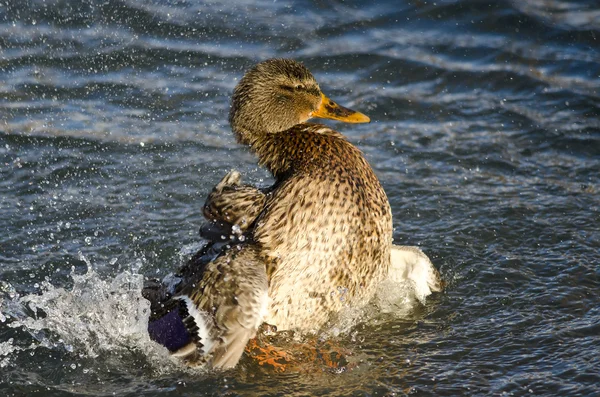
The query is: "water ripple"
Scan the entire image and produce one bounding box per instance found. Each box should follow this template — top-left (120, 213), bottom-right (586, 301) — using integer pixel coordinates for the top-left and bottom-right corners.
top-left (1, 0), bottom-right (599, 395)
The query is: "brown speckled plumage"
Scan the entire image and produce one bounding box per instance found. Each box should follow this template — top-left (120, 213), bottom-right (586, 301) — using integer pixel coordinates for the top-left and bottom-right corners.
top-left (175, 244), bottom-right (268, 368)
top-left (248, 123), bottom-right (392, 330)
top-left (203, 171), bottom-right (266, 229)
top-left (224, 59), bottom-right (393, 331)
top-left (152, 59), bottom-right (406, 369)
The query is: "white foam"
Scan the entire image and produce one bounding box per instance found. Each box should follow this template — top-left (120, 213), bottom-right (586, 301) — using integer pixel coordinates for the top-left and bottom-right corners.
top-left (0, 257), bottom-right (178, 373)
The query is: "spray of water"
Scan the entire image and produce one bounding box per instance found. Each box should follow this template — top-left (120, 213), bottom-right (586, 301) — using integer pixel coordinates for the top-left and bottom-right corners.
top-left (0, 248), bottom-right (433, 374)
top-left (0, 253), bottom-right (176, 372)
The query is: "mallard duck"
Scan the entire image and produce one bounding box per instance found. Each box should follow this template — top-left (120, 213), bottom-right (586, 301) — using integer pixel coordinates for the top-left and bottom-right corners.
top-left (144, 59), bottom-right (442, 369)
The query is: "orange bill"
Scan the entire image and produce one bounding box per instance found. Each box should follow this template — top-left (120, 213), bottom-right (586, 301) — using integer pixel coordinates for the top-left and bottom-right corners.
top-left (311, 93), bottom-right (370, 123)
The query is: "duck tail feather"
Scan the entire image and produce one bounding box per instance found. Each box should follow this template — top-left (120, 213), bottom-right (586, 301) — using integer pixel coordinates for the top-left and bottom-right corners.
top-left (389, 245), bottom-right (444, 303)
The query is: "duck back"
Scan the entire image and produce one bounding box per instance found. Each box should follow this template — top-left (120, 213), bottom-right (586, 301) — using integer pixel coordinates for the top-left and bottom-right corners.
top-left (251, 123), bottom-right (393, 331)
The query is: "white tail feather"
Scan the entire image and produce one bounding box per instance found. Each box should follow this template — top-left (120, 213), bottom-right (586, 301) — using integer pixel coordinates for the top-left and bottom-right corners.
top-left (389, 245), bottom-right (443, 304)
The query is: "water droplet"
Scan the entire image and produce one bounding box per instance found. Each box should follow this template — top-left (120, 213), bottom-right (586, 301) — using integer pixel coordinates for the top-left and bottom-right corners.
top-left (130, 259), bottom-right (143, 274)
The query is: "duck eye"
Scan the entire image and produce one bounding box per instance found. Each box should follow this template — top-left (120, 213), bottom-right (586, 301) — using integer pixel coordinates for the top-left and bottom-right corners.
top-left (295, 84), bottom-right (304, 90)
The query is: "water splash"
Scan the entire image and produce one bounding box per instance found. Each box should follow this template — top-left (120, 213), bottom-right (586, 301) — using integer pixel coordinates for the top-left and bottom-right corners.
top-left (0, 254), bottom-right (176, 372)
top-left (323, 279), bottom-right (425, 340)
top-left (375, 279), bottom-right (421, 316)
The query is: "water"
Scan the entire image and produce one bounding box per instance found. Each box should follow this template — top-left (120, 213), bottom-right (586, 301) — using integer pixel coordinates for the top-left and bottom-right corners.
top-left (1, 0), bottom-right (599, 395)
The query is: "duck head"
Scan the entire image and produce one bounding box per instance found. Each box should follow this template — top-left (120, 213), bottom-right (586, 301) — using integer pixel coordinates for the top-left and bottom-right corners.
top-left (229, 58), bottom-right (370, 145)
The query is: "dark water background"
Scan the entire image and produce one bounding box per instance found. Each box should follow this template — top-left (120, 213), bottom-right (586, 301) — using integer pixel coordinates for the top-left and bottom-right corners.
top-left (1, 0), bottom-right (599, 396)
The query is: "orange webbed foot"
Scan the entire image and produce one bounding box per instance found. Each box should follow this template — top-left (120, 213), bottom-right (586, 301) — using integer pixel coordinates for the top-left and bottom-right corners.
top-left (293, 336), bottom-right (353, 372)
top-left (245, 337), bottom-right (292, 372)
top-left (245, 331), bottom-right (354, 373)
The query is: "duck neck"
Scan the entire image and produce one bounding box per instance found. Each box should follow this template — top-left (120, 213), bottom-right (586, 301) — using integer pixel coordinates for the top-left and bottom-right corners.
top-left (232, 124), bottom-right (296, 179)
top-left (237, 123), bottom-right (348, 180)
top-left (232, 125), bottom-right (264, 148)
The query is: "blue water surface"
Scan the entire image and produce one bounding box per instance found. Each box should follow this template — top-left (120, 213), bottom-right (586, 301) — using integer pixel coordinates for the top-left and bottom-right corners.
top-left (1, 0), bottom-right (599, 396)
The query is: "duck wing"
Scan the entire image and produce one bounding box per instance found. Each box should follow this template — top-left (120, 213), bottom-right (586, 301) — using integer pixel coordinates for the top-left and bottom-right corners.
top-left (202, 170), bottom-right (267, 239)
top-left (148, 244), bottom-right (268, 369)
